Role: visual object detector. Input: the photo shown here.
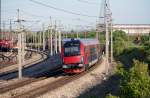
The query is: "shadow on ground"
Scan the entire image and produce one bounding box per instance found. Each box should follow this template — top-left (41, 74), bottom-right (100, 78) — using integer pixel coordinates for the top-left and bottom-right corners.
top-left (0, 54), bottom-right (63, 80)
top-left (77, 74), bottom-right (120, 98)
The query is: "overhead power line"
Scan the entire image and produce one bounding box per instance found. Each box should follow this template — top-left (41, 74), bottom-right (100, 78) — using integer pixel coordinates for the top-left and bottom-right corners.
top-left (25, 20), bottom-right (41, 29)
top-left (77, 0), bottom-right (99, 5)
top-left (29, 0), bottom-right (99, 18)
top-left (20, 9), bottom-right (48, 18)
top-left (21, 9), bottom-right (96, 24)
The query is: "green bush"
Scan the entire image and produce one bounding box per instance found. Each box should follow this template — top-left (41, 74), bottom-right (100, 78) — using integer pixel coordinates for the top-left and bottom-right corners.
top-left (113, 37), bottom-right (127, 56)
top-left (141, 35), bottom-right (150, 46)
top-left (119, 60), bottom-right (150, 98)
top-left (106, 94), bottom-right (119, 98)
top-left (119, 48), bottom-right (146, 67)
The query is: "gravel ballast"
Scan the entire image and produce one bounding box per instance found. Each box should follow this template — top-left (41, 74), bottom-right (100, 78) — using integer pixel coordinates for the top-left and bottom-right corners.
top-left (38, 57), bottom-right (112, 98)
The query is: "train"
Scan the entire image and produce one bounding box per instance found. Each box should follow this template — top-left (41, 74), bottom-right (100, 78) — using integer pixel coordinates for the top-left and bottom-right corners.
top-left (61, 38), bottom-right (104, 73)
top-left (0, 39), bottom-right (17, 52)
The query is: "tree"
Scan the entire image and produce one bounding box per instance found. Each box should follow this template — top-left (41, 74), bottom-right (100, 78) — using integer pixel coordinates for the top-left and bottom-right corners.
top-left (113, 30), bottom-right (128, 41)
top-left (113, 30), bottom-right (128, 56)
top-left (113, 37), bottom-right (126, 56)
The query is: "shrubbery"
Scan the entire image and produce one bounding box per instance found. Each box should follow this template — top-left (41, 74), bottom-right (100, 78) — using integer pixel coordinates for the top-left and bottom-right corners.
top-left (117, 60), bottom-right (150, 98)
top-left (106, 94), bottom-right (119, 98)
top-left (109, 30), bottom-right (150, 98)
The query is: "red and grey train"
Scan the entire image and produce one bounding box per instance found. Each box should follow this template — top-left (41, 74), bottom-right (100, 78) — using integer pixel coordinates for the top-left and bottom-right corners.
top-left (0, 39), bottom-right (16, 51)
top-left (61, 38), bottom-right (103, 73)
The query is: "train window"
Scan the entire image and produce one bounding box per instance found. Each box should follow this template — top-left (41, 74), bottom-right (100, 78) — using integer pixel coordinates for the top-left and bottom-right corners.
top-left (65, 46), bottom-right (79, 53)
top-left (64, 41), bottom-right (80, 56)
top-left (64, 46), bottom-right (80, 56)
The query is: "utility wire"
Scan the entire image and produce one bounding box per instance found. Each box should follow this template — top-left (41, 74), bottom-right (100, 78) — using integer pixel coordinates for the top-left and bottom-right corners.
top-left (19, 9), bottom-right (97, 29)
top-left (25, 20), bottom-right (41, 29)
top-left (29, 0), bottom-right (99, 18)
top-left (21, 9), bottom-right (71, 19)
top-left (77, 0), bottom-right (99, 5)
top-left (20, 9), bottom-right (48, 18)
top-left (21, 10), bottom-right (95, 24)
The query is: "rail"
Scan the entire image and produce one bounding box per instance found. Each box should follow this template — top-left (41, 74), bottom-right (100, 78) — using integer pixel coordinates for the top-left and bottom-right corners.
top-left (11, 56), bottom-right (104, 98)
top-left (0, 50), bottom-right (47, 77)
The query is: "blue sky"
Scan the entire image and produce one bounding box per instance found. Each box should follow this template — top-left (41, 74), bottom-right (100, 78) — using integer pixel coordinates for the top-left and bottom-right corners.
top-left (1, 0), bottom-right (150, 31)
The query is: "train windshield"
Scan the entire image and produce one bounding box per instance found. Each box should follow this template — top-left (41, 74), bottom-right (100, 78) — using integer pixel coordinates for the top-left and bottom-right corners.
top-left (64, 41), bottom-right (80, 57)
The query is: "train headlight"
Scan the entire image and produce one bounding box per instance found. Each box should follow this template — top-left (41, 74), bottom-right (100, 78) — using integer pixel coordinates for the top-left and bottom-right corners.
top-left (63, 65), bottom-right (68, 68)
top-left (78, 64), bottom-right (83, 67)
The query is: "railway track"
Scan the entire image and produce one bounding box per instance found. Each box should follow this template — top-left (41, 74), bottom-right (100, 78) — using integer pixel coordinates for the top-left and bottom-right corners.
top-left (0, 54), bottom-right (11, 62)
top-left (0, 52), bottom-right (16, 66)
top-left (0, 50), bottom-right (47, 78)
top-left (0, 67), bottom-right (62, 94)
top-left (10, 57), bottom-right (103, 98)
top-left (0, 52), bottom-right (17, 69)
top-left (0, 52), bottom-right (62, 95)
top-left (0, 50), bottom-right (33, 68)
top-left (0, 62), bottom-right (16, 69)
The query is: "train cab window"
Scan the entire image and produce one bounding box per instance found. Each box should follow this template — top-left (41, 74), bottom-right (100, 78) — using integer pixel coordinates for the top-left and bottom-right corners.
top-left (64, 41), bottom-right (80, 56)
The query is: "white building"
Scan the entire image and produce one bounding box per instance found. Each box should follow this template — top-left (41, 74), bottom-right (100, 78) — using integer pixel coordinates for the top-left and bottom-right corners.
top-left (113, 24), bottom-right (150, 35)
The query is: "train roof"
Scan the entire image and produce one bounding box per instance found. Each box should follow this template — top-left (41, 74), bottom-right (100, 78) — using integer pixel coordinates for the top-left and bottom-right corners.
top-left (62, 38), bottom-right (99, 46)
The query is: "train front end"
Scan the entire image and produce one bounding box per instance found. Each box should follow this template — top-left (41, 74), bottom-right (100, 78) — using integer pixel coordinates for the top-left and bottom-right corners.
top-left (62, 39), bottom-right (85, 73)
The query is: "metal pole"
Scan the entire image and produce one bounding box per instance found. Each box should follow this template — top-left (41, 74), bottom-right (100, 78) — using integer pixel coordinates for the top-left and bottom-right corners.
top-left (38, 31), bottom-right (41, 51)
top-left (104, 0), bottom-right (109, 74)
top-left (36, 32), bottom-right (38, 50)
top-left (84, 32), bottom-right (86, 38)
top-left (32, 33), bottom-right (33, 49)
top-left (9, 19), bottom-right (12, 32)
top-left (96, 30), bottom-right (99, 40)
top-left (77, 31), bottom-right (79, 38)
top-left (2, 21), bottom-right (5, 39)
top-left (34, 32), bottom-right (37, 50)
top-left (54, 21), bottom-right (58, 54)
top-left (18, 33), bottom-right (22, 79)
top-left (33, 32), bottom-right (35, 49)
top-left (76, 26), bottom-right (79, 39)
top-left (32, 32), bottom-right (34, 49)
top-left (34, 32), bottom-right (36, 50)
top-left (110, 19), bottom-right (113, 63)
top-left (42, 24), bottom-right (45, 51)
top-left (50, 25), bottom-right (53, 56)
top-left (47, 26), bottom-right (50, 51)
top-left (21, 32), bottom-right (25, 72)
top-left (55, 29), bottom-right (58, 54)
top-left (105, 20), bottom-right (109, 74)
top-left (58, 29), bottom-right (61, 53)
top-left (37, 32), bottom-right (39, 50)
top-left (66, 32), bottom-right (68, 38)
top-left (39, 31), bottom-right (41, 51)
top-left (32, 33), bottom-right (34, 49)
top-left (26, 31), bottom-right (28, 49)
top-left (17, 9), bottom-right (23, 79)
top-left (9, 19), bottom-right (12, 40)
